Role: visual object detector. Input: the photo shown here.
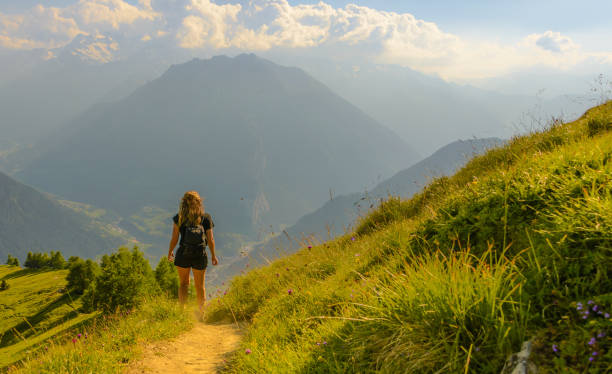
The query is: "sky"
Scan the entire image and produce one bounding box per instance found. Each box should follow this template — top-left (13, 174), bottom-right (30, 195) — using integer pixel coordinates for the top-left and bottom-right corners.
top-left (0, 0), bottom-right (610, 82)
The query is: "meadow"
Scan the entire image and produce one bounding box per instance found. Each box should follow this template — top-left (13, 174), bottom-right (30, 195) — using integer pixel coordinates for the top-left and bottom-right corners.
top-left (204, 101), bottom-right (612, 373)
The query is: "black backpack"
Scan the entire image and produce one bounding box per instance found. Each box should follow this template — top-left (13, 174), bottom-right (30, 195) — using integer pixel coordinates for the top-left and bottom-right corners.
top-left (181, 222), bottom-right (206, 256)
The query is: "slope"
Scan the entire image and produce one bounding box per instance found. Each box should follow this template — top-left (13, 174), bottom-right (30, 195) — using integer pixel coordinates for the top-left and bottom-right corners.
top-left (0, 171), bottom-right (131, 261)
top-left (204, 102), bottom-right (612, 373)
top-left (18, 54), bottom-right (419, 238)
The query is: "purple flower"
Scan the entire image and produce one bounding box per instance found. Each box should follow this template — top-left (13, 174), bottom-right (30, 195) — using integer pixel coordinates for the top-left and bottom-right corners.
top-left (77, 333), bottom-right (82, 339)
top-left (351, 237), bottom-right (355, 241)
top-left (245, 348), bottom-right (251, 354)
top-left (592, 351), bottom-right (598, 357)
top-left (84, 332), bottom-right (88, 338)
top-left (588, 300), bottom-right (594, 305)
top-left (288, 289), bottom-right (293, 295)
top-left (605, 313), bottom-right (610, 318)
top-left (71, 338), bottom-right (77, 344)
top-left (223, 290), bottom-right (227, 295)
top-left (597, 332), bottom-right (605, 338)
top-left (308, 246), bottom-right (312, 249)
top-left (323, 341), bottom-right (327, 345)
top-left (552, 344), bottom-right (559, 353)
top-left (588, 337), bottom-right (596, 346)
top-left (316, 342), bottom-right (320, 346)
top-left (589, 357), bottom-right (594, 362)
top-left (577, 302), bottom-right (583, 310)
top-left (593, 305), bottom-right (599, 312)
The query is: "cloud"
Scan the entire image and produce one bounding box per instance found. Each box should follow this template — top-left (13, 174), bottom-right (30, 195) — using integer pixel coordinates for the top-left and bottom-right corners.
top-left (530, 30), bottom-right (577, 53)
top-left (0, 5), bottom-right (84, 49)
top-left (0, 0), bottom-right (609, 80)
top-left (74, 0), bottom-right (160, 30)
top-left (0, 0), bottom-right (160, 51)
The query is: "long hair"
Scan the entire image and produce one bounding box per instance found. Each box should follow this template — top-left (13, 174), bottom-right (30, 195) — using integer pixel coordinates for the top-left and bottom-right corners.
top-left (178, 191), bottom-right (205, 227)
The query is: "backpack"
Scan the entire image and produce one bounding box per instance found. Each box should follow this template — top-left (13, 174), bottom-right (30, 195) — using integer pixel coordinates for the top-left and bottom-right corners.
top-left (181, 222), bottom-right (206, 256)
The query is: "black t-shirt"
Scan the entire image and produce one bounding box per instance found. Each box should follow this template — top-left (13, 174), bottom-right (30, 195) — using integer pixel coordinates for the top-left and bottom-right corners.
top-left (173, 213), bottom-right (214, 246)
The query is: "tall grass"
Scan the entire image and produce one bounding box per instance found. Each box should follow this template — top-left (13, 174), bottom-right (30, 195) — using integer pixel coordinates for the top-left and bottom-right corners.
top-left (9, 297), bottom-right (191, 373)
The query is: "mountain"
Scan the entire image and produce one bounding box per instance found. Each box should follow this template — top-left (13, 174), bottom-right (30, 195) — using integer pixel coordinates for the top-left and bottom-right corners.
top-left (18, 54), bottom-right (420, 239)
top-left (285, 137), bottom-right (502, 242)
top-left (265, 55), bottom-right (592, 155)
top-left (0, 171), bottom-right (130, 261)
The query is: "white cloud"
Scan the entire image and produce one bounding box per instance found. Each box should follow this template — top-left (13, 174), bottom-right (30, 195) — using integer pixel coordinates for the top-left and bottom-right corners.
top-left (0, 0), bottom-right (609, 80)
top-left (74, 0), bottom-right (160, 30)
top-left (0, 0), bottom-right (160, 50)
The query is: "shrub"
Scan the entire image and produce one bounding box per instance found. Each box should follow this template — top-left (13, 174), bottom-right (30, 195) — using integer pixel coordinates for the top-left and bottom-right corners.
top-left (66, 258), bottom-right (100, 294)
top-left (6, 254), bottom-right (19, 267)
top-left (587, 115), bottom-right (611, 136)
top-left (0, 280), bottom-right (9, 291)
top-left (154, 256), bottom-right (179, 298)
top-left (87, 246), bottom-right (157, 313)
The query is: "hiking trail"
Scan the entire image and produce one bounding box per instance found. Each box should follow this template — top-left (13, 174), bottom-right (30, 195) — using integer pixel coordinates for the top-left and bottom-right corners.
top-left (128, 319), bottom-right (243, 374)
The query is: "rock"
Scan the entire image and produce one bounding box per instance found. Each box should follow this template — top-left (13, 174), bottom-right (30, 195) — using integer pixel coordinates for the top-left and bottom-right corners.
top-left (501, 340), bottom-right (538, 374)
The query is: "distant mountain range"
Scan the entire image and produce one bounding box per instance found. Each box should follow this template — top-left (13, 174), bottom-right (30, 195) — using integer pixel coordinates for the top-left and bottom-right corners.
top-left (214, 137), bottom-right (502, 283)
top-left (18, 54), bottom-right (419, 238)
top-left (0, 171), bottom-right (131, 262)
top-left (258, 137), bottom-right (502, 253)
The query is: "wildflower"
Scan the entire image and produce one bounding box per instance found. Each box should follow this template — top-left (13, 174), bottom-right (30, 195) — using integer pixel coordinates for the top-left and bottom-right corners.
top-left (552, 344), bottom-right (559, 353)
top-left (288, 289), bottom-right (293, 295)
top-left (245, 349), bottom-right (251, 354)
top-left (588, 300), bottom-right (594, 305)
top-left (597, 332), bottom-right (605, 338)
top-left (592, 351), bottom-right (598, 356)
top-left (276, 273), bottom-right (279, 277)
top-left (588, 337), bottom-right (596, 346)
top-left (593, 305), bottom-right (599, 312)
top-left (316, 342), bottom-right (320, 346)
top-left (77, 333), bottom-right (82, 339)
top-left (72, 338), bottom-right (77, 344)
top-left (84, 333), bottom-right (88, 339)
top-left (223, 290), bottom-right (227, 295)
top-left (323, 341), bottom-right (327, 345)
top-left (308, 246), bottom-right (312, 249)
top-left (589, 357), bottom-right (594, 362)
top-left (605, 313), bottom-right (610, 318)
top-left (354, 253), bottom-right (360, 257)
top-left (577, 302), bottom-right (583, 310)
top-left (351, 237), bottom-right (355, 241)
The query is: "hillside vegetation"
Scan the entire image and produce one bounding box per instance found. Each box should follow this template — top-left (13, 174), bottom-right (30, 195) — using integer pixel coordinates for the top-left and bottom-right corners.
top-left (205, 102), bottom-right (612, 373)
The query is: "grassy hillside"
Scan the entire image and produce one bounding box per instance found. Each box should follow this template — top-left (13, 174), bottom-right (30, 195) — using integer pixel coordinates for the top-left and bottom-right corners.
top-left (1, 263), bottom-right (192, 373)
top-left (205, 102), bottom-right (612, 373)
top-left (0, 265), bottom-right (96, 367)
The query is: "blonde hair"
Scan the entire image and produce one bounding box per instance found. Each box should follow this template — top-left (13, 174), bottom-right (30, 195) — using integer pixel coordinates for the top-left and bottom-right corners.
top-left (178, 191), bottom-right (205, 227)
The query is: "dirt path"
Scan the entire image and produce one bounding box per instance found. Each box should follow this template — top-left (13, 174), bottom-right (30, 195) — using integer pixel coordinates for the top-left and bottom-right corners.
top-left (128, 321), bottom-right (243, 374)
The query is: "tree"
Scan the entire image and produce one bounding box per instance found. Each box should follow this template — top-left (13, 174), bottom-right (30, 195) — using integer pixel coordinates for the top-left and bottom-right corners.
top-left (49, 251), bottom-right (66, 269)
top-left (155, 256), bottom-right (179, 298)
top-left (89, 246), bottom-right (157, 313)
top-left (67, 258), bottom-right (100, 294)
top-left (6, 254), bottom-right (19, 267)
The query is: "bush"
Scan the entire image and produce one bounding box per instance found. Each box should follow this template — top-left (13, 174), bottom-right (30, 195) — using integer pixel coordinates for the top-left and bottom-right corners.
top-left (587, 115), bottom-right (611, 136)
top-left (6, 254), bottom-right (19, 267)
top-left (87, 246), bottom-right (157, 313)
top-left (154, 256), bottom-right (179, 298)
top-left (66, 258), bottom-right (100, 294)
top-left (0, 280), bottom-right (9, 291)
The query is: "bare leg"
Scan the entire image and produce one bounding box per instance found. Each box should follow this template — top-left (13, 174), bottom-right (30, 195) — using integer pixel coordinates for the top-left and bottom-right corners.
top-left (192, 268), bottom-right (206, 313)
top-left (177, 266), bottom-right (191, 307)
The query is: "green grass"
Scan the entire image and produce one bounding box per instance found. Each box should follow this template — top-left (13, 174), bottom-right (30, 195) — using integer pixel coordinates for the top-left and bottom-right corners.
top-left (0, 265), bottom-right (97, 368)
top-left (205, 101), bottom-right (612, 373)
top-left (10, 297), bottom-right (192, 373)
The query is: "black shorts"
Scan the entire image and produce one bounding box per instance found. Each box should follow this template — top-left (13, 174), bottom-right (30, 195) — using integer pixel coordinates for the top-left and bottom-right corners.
top-left (174, 247), bottom-right (208, 270)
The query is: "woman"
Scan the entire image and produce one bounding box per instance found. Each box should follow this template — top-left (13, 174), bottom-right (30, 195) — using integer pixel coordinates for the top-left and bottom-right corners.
top-left (168, 191), bottom-right (218, 314)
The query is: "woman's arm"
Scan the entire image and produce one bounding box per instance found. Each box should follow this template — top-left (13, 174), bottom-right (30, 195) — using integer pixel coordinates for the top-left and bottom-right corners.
top-left (206, 229), bottom-right (218, 265)
top-left (168, 224), bottom-right (179, 261)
